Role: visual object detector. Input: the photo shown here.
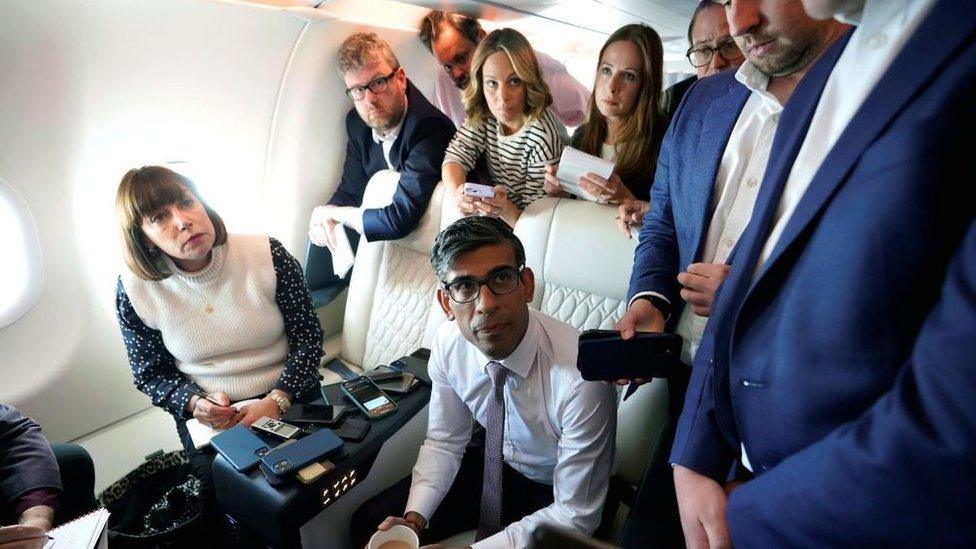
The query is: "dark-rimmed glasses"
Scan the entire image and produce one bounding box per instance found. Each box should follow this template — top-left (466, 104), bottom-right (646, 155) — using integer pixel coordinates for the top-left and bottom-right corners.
top-left (442, 266), bottom-right (523, 304)
top-left (687, 40), bottom-right (743, 68)
top-left (345, 67), bottom-right (400, 101)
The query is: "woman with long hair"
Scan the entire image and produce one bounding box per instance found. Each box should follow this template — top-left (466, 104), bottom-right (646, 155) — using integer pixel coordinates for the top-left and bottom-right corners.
top-left (442, 28), bottom-right (568, 226)
top-left (545, 24), bottom-right (665, 232)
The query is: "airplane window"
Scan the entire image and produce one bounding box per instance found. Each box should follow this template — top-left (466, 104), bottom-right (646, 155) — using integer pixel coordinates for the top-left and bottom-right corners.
top-left (0, 177), bottom-right (43, 329)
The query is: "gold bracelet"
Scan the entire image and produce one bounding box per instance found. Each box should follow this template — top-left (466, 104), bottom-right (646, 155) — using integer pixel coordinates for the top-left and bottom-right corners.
top-left (269, 392), bottom-right (291, 415)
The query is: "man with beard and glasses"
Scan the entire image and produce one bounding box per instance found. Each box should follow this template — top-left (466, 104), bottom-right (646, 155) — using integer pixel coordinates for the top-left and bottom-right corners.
top-left (418, 11), bottom-right (589, 128)
top-left (308, 33), bottom-right (454, 253)
top-left (614, 2), bottom-right (848, 546)
top-left (350, 216), bottom-right (617, 549)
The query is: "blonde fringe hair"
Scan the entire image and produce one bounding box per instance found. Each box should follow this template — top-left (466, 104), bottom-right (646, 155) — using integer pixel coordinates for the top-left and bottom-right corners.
top-left (576, 24), bottom-right (664, 185)
top-left (116, 166), bottom-right (227, 281)
top-left (461, 28), bottom-right (552, 127)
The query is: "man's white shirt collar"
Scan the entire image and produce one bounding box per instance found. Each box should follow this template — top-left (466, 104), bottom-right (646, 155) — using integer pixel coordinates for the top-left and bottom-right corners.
top-left (734, 61), bottom-right (783, 112)
top-left (473, 309), bottom-right (538, 379)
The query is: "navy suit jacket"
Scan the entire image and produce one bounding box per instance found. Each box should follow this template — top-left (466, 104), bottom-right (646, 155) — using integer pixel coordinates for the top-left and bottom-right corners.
top-left (0, 405), bottom-right (61, 511)
top-left (329, 80), bottom-right (454, 241)
top-left (672, 1), bottom-right (976, 545)
top-left (627, 70), bottom-right (749, 330)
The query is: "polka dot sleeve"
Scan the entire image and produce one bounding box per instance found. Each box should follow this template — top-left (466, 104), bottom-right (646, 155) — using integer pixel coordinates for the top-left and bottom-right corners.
top-left (115, 278), bottom-right (201, 419)
top-left (269, 238), bottom-right (324, 399)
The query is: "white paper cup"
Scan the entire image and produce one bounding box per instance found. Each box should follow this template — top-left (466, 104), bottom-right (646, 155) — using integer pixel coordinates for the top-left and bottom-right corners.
top-left (367, 524), bottom-right (420, 549)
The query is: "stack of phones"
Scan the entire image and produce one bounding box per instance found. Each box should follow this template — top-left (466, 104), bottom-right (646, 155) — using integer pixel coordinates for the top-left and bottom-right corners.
top-left (365, 369), bottom-right (419, 394)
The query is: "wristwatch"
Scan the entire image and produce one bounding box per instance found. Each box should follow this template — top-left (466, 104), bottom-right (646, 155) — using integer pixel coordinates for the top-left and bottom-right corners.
top-left (634, 294), bottom-right (671, 319)
top-left (269, 391), bottom-right (291, 415)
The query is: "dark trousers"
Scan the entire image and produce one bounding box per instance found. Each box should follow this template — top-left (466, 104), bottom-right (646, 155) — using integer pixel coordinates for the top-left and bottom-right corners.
top-left (617, 363), bottom-right (692, 549)
top-left (350, 440), bottom-right (554, 548)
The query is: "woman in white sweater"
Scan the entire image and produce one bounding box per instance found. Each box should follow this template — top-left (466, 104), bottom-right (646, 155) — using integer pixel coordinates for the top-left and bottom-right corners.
top-left (442, 28), bottom-right (567, 227)
top-left (114, 165), bottom-right (322, 544)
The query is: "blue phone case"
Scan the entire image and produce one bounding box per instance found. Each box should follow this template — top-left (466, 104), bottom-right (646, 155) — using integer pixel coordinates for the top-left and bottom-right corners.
top-left (211, 424), bottom-right (272, 473)
top-left (260, 427), bottom-right (344, 478)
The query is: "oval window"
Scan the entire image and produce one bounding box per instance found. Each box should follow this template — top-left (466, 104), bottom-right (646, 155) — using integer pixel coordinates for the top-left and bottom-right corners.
top-left (0, 177), bottom-right (43, 329)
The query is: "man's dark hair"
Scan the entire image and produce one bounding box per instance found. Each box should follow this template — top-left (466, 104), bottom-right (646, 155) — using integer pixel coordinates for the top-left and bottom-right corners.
top-left (418, 11), bottom-right (484, 54)
top-left (430, 217), bottom-right (526, 282)
top-left (688, 0), bottom-right (721, 45)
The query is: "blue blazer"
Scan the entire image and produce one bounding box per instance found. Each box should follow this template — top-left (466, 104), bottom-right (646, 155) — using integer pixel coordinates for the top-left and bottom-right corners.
top-left (329, 80), bottom-right (454, 241)
top-left (672, 2), bottom-right (976, 545)
top-left (627, 70), bottom-right (749, 330)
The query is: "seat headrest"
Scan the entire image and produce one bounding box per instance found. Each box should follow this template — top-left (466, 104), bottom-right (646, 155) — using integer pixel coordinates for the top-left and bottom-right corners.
top-left (516, 197), bottom-right (636, 303)
top-left (360, 170), bottom-right (445, 255)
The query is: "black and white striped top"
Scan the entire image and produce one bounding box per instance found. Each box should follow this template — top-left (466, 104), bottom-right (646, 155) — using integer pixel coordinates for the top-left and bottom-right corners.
top-left (444, 108), bottom-right (567, 210)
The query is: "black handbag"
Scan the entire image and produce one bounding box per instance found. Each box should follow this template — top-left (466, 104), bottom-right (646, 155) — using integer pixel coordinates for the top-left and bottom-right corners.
top-left (98, 450), bottom-right (204, 548)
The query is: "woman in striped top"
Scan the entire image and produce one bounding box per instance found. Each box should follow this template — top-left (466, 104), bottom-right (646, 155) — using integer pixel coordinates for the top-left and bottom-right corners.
top-left (442, 28), bottom-right (568, 227)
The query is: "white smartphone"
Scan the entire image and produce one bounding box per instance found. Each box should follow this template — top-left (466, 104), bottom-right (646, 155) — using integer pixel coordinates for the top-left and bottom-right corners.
top-left (463, 182), bottom-right (495, 199)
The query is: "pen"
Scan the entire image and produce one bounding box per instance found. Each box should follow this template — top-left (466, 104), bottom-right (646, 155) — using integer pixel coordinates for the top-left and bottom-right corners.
top-left (190, 389), bottom-right (226, 407)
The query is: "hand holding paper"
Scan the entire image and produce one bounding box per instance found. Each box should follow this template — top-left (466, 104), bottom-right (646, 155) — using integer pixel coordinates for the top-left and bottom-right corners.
top-left (554, 147), bottom-right (615, 202)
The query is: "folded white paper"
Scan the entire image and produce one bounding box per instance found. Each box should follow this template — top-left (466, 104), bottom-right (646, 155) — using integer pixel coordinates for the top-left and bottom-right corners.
top-left (332, 223), bottom-right (355, 279)
top-left (555, 146), bottom-right (616, 202)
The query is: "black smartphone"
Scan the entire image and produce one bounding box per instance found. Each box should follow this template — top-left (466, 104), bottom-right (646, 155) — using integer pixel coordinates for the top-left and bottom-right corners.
top-left (284, 403), bottom-right (348, 426)
top-left (374, 372), bottom-right (417, 394)
top-left (576, 330), bottom-right (682, 381)
top-left (334, 418), bottom-right (370, 442)
top-left (340, 376), bottom-right (397, 419)
top-left (210, 425), bottom-right (271, 473)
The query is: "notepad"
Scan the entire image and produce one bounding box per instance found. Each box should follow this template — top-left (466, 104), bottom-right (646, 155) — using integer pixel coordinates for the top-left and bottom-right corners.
top-left (332, 224), bottom-right (355, 279)
top-left (184, 398), bottom-right (261, 449)
top-left (555, 146), bottom-right (616, 202)
top-left (42, 508), bottom-right (110, 549)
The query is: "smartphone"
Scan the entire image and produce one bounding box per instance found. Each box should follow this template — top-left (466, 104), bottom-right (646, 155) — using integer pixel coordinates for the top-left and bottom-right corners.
top-left (284, 403), bottom-right (348, 426)
top-left (463, 182), bottom-right (495, 199)
top-left (576, 330), bottom-right (682, 381)
top-left (340, 376), bottom-right (397, 419)
top-left (261, 427), bottom-right (344, 478)
top-left (334, 418), bottom-right (370, 442)
top-left (374, 372), bottom-right (417, 394)
top-left (210, 424), bottom-right (272, 473)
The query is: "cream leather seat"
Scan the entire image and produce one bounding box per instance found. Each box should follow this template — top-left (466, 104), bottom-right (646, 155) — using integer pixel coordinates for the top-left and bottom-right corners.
top-left (321, 170), bottom-right (449, 379)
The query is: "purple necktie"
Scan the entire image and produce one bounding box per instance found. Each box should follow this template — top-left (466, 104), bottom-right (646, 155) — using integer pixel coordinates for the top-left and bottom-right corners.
top-left (476, 360), bottom-right (508, 541)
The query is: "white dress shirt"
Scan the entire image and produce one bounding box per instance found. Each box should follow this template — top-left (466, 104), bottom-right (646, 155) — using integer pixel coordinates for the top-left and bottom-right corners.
top-left (741, 0), bottom-right (936, 473)
top-left (630, 62), bottom-right (783, 364)
top-left (754, 0), bottom-right (936, 272)
top-left (406, 309), bottom-right (617, 548)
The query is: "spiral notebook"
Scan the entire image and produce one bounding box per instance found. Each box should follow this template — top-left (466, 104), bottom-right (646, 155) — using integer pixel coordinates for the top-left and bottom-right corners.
top-left (43, 508), bottom-right (110, 549)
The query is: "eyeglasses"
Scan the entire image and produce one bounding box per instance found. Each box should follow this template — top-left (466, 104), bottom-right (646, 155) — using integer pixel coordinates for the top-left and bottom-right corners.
top-left (442, 266), bottom-right (523, 304)
top-left (687, 40), bottom-right (744, 68)
top-left (345, 67), bottom-right (400, 101)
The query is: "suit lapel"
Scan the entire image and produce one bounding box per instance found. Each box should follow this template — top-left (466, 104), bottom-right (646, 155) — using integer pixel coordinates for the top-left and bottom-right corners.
top-left (688, 82), bottom-right (750, 261)
top-left (752, 0), bottom-right (975, 284)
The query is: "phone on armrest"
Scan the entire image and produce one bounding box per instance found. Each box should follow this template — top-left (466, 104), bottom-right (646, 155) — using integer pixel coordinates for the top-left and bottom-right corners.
top-left (340, 376), bottom-right (397, 419)
top-left (576, 330), bottom-right (681, 381)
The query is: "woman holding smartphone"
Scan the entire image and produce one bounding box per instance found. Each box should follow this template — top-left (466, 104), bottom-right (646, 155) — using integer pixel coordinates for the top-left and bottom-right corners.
top-left (114, 165), bottom-right (323, 545)
top-left (441, 28), bottom-right (568, 227)
top-left (543, 24), bottom-right (666, 225)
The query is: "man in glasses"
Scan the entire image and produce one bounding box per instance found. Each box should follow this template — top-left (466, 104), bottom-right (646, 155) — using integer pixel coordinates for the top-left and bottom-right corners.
top-left (350, 216), bottom-right (617, 548)
top-left (308, 32), bottom-right (454, 253)
top-left (616, 3), bottom-right (848, 545)
top-left (663, 0), bottom-right (745, 123)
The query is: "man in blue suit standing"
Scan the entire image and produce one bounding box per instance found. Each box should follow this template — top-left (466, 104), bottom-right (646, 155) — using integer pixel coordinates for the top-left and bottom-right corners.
top-left (616, 2), bottom-right (847, 546)
top-left (308, 32), bottom-right (454, 250)
top-left (670, 0), bottom-right (976, 546)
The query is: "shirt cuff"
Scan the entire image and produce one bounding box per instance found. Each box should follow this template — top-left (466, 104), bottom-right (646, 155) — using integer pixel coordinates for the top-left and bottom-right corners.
top-left (628, 291), bottom-right (672, 322)
top-left (470, 530), bottom-right (509, 549)
top-left (13, 488), bottom-right (60, 517)
top-left (404, 485), bottom-right (442, 526)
